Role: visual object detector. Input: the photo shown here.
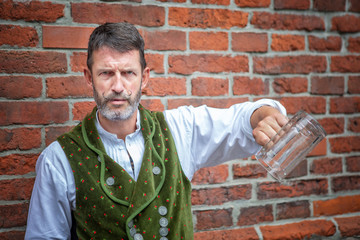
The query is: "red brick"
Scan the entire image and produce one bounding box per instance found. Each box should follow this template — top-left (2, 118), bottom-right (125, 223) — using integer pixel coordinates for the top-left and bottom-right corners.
top-left (276, 200), bottom-right (310, 220)
top-left (260, 219), bottom-right (336, 239)
top-left (284, 159), bottom-right (308, 179)
top-left (46, 76), bottom-right (92, 98)
top-left (0, 154), bottom-right (38, 175)
top-left (313, 194), bottom-right (360, 216)
top-left (169, 7), bottom-right (248, 29)
top-left (232, 32), bottom-right (268, 52)
top-left (251, 12), bottom-right (325, 31)
top-left (140, 99), bottom-right (164, 112)
top-left (0, 178), bottom-right (34, 201)
top-left (349, 117), bottom-right (360, 133)
top-left (192, 165), bottom-right (228, 185)
top-left (349, 76), bottom-right (360, 94)
top-left (194, 208), bottom-right (233, 230)
top-left (330, 136), bottom-right (360, 153)
top-left (168, 98), bottom-right (248, 109)
top-left (0, 25), bottom-right (38, 47)
top-left (253, 56), bottom-right (326, 74)
top-left (346, 156), bottom-right (360, 172)
top-left (310, 157), bottom-right (342, 175)
top-left (332, 176), bottom-right (360, 192)
top-left (274, 0), bottom-right (310, 10)
top-left (190, 32), bottom-right (228, 51)
top-left (43, 26), bottom-right (94, 49)
top-left (233, 77), bottom-right (268, 95)
top-left (144, 30), bottom-right (186, 51)
top-left (70, 52), bottom-right (87, 73)
top-left (308, 35), bottom-right (342, 52)
top-left (331, 56), bottom-right (360, 72)
top-left (0, 50), bottom-right (67, 74)
top-left (234, 0), bottom-right (270, 7)
top-left (335, 216), bottom-right (360, 237)
top-left (257, 179), bottom-right (328, 200)
top-left (0, 203), bottom-right (29, 228)
top-left (311, 76), bottom-right (344, 95)
top-left (331, 15), bottom-right (360, 33)
top-left (0, 101), bottom-right (69, 126)
top-left (349, 0), bottom-right (360, 12)
top-left (308, 138), bottom-right (327, 157)
top-left (233, 163), bottom-right (267, 179)
top-left (279, 96), bottom-right (326, 114)
top-left (0, 231), bottom-right (25, 240)
top-left (145, 53), bottom-right (164, 74)
top-left (169, 54), bottom-right (248, 75)
top-left (238, 205), bottom-right (273, 226)
top-left (330, 97), bottom-right (360, 114)
top-left (273, 77), bottom-right (308, 94)
top-left (348, 37), bottom-right (360, 52)
top-left (72, 3), bottom-right (165, 26)
top-left (0, 128), bottom-right (41, 151)
top-left (0, 76), bottom-right (42, 99)
top-left (317, 117), bottom-right (344, 134)
top-left (45, 126), bottom-right (74, 146)
top-left (191, 185), bottom-right (251, 205)
top-left (314, 0), bottom-right (346, 11)
top-left (72, 101), bottom-right (96, 121)
top-left (0, 0), bottom-right (64, 22)
top-left (192, 77), bottom-right (228, 96)
top-left (194, 228), bottom-right (259, 240)
top-left (142, 77), bottom-right (186, 97)
top-left (157, 0), bottom-right (185, 2)
top-left (191, 0), bottom-right (230, 5)
top-left (271, 34), bottom-right (305, 51)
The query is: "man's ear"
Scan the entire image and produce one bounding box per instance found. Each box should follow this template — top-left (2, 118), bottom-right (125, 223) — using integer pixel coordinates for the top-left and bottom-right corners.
top-left (84, 68), bottom-right (93, 88)
top-left (141, 67), bottom-right (150, 89)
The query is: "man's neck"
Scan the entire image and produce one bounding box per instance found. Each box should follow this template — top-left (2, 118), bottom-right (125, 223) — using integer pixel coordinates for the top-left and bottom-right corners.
top-left (97, 112), bottom-right (137, 141)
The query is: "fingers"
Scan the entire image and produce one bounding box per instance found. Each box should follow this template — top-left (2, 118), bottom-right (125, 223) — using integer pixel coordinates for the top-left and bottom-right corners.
top-left (253, 113), bottom-right (289, 146)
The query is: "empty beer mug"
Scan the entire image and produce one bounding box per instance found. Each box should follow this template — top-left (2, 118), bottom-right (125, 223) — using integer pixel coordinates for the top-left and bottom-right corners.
top-left (255, 110), bottom-right (327, 181)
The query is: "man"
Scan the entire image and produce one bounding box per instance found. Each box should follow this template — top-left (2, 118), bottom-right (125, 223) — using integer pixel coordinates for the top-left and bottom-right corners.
top-left (25, 22), bottom-right (287, 240)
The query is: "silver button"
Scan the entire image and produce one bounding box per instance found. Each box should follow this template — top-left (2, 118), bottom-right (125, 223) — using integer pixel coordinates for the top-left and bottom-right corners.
top-left (159, 217), bottom-right (168, 227)
top-left (160, 237), bottom-right (168, 240)
top-left (97, 156), bottom-right (101, 162)
top-left (159, 227), bottom-right (168, 237)
top-left (152, 166), bottom-right (161, 175)
top-left (130, 227), bottom-right (136, 237)
top-left (106, 177), bottom-right (115, 186)
top-left (128, 219), bottom-right (134, 228)
top-left (158, 206), bottom-right (167, 216)
top-left (134, 233), bottom-right (143, 240)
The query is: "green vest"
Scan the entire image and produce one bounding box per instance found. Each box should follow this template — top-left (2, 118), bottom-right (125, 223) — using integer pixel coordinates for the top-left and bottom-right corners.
top-left (57, 106), bottom-right (193, 240)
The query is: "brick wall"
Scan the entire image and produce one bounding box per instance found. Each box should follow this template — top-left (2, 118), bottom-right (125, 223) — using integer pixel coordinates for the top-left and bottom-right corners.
top-left (1, 0), bottom-right (360, 239)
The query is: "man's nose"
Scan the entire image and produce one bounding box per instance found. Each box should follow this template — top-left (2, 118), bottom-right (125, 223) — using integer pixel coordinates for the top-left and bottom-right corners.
top-left (111, 72), bottom-right (125, 93)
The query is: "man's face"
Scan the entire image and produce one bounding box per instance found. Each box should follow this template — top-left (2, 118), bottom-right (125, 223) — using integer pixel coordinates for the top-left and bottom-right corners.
top-left (85, 46), bottom-right (149, 121)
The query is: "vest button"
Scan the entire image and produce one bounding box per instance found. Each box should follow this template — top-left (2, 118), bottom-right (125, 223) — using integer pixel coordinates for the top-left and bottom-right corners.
top-left (159, 227), bottom-right (169, 237)
top-left (160, 237), bottom-right (168, 240)
top-left (129, 227), bottom-right (136, 237)
top-left (158, 206), bottom-right (168, 216)
top-left (159, 217), bottom-right (168, 227)
top-left (106, 177), bottom-right (115, 186)
top-left (152, 166), bottom-right (161, 175)
top-left (134, 233), bottom-right (143, 240)
top-left (128, 219), bottom-right (134, 228)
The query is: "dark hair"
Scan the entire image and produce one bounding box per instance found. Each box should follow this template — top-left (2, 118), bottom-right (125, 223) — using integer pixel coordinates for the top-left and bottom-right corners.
top-left (86, 22), bottom-right (146, 71)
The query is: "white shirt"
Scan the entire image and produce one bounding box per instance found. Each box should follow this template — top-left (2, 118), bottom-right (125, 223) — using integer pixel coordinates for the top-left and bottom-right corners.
top-left (25, 99), bottom-right (286, 239)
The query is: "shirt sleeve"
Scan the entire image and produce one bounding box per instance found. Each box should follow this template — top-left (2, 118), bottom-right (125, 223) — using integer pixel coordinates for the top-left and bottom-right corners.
top-left (25, 141), bottom-right (76, 240)
top-left (163, 99), bottom-right (286, 181)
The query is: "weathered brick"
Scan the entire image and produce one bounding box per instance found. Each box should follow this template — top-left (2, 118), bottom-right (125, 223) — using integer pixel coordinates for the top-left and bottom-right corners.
top-left (331, 56), bottom-right (360, 72)
top-left (191, 0), bottom-right (229, 5)
top-left (139, 99), bottom-right (164, 112)
top-left (0, 0), bottom-right (64, 22)
top-left (145, 53), bottom-right (164, 74)
top-left (346, 156), bottom-right (360, 172)
top-left (348, 76), bottom-right (360, 94)
top-left (142, 77), bottom-right (186, 96)
top-left (284, 160), bottom-right (308, 179)
top-left (0, 25), bottom-right (38, 47)
top-left (271, 34), bottom-right (305, 51)
top-left (45, 126), bottom-right (74, 146)
top-left (308, 35), bottom-right (342, 52)
top-left (0, 203), bottom-right (29, 228)
top-left (335, 216), bottom-right (360, 237)
top-left (70, 52), bottom-right (87, 73)
top-left (313, 194), bottom-right (360, 216)
top-left (349, 117), bottom-right (360, 133)
top-left (308, 139), bottom-right (327, 157)
top-left (329, 136), bottom-right (360, 153)
top-left (310, 157), bottom-right (342, 175)
top-left (232, 32), bottom-right (268, 52)
top-left (72, 101), bottom-right (96, 121)
top-left (0, 50), bottom-right (67, 74)
top-left (251, 12), bottom-right (325, 31)
top-left (194, 228), bottom-right (259, 240)
top-left (194, 208), bottom-right (233, 230)
top-left (43, 26), bottom-right (94, 49)
top-left (260, 220), bottom-right (336, 239)
top-left (257, 179), bottom-right (328, 200)
top-left (233, 77), bottom-right (268, 95)
top-left (190, 31), bottom-right (228, 51)
top-left (234, 0), bottom-right (270, 7)
top-left (253, 56), bottom-right (326, 74)
top-left (349, 0), bottom-right (360, 12)
top-left (279, 96), bottom-right (326, 114)
top-left (311, 76), bottom-right (344, 95)
top-left (313, 0), bottom-right (346, 11)
top-left (144, 30), bottom-right (186, 51)
top-left (0, 154), bottom-right (38, 175)
top-left (238, 205), bottom-right (273, 226)
top-left (168, 98), bottom-right (248, 109)
top-left (274, 0), bottom-right (310, 10)
top-left (0, 231), bottom-right (25, 240)
top-left (276, 200), bottom-right (310, 220)
top-left (0, 76), bottom-right (42, 99)
top-left (192, 165), bottom-right (228, 185)
top-left (332, 176), bottom-right (360, 192)
top-left (0, 178), bottom-right (34, 201)
top-left (233, 163), bottom-right (267, 179)
top-left (191, 185), bottom-right (251, 205)
top-left (46, 76), bottom-right (92, 98)
top-left (0, 102), bottom-right (69, 126)
top-left (348, 37), bottom-right (360, 52)
top-left (169, 7), bottom-right (248, 29)
top-left (169, 54), bottom-right (248, 75)
top-left (191, 77), bottom-right (228, 96)
top-left (317, 117), bottom-right (344, 134)
top-left (157, 0), bottom-right (185, 2)
top-left (331, 15), bottom-right (360, 33)
top-left (273, 77), bottom-right (308, 94)
top-left (71, 3), bottom-right (165, 26)
top-left (330, 97), bottom-right (360, 114)
top-left (0, 128), bottom-right (41, 151)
